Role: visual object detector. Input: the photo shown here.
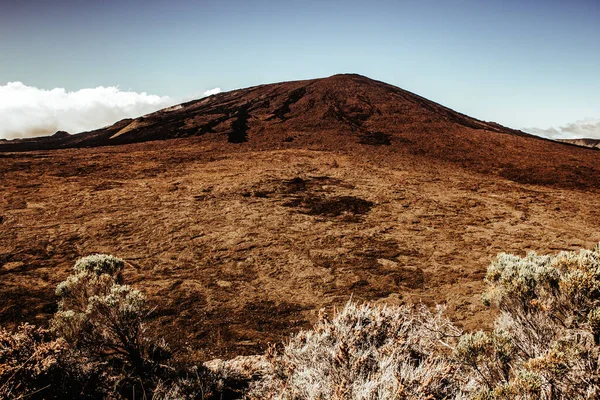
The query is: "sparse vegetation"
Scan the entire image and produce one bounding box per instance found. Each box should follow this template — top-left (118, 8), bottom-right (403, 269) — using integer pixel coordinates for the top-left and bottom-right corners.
top-left (3, 246), bottom-right (600, 399)
top-left (52, 254), bottom-right (164, 379)
top-left (0, 323), bottom-right (86, 399)
top-left (2, 254), bottom-right (216, 399)
top-left (249, 245), bottom-right (600, 399)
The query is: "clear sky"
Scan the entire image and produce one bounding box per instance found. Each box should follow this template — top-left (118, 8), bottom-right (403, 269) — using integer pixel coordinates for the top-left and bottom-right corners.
top-left (1, 0), bottom-right (598, 139)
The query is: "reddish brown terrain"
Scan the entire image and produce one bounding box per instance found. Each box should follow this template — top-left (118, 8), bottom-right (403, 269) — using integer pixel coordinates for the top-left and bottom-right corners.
top-left (1, 74), bottom-right (600, 360)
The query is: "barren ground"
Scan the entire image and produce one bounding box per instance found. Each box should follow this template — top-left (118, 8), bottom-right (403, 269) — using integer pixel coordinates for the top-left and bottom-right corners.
top-left (2, 138), bottom-right (599, 360)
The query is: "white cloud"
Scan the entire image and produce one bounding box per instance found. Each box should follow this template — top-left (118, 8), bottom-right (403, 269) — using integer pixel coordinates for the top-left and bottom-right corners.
top-left (203, 87), bottom-right (221, 96)
top-left (525, 118), bottom-right (600, 140)
top-left (0, 82), bottom-right (176, 140)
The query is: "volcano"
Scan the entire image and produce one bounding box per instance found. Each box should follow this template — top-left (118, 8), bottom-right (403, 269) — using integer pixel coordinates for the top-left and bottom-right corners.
top-left (2, 74), bottom-right (523, 148)
top-left (3, 74), bottom-right (599, 190)
top-left (2, 74), bottom-right (600, 359)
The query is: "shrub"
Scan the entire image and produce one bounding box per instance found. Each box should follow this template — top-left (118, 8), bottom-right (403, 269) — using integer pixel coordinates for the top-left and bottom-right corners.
top-left (0, 323), bottom-right (89, 399)
top-left (73, 253), bottom-right (125, 276)
top-left (246, 301), bottom-right (475, 399)
top-left (455, 245), bottom-right (600, 399)
top-left (52, 254), bottom-right (164, 375)
top-left (249, 245), bottom-right (600, 400)
top-left (51, 254), bottom-right (216, 399)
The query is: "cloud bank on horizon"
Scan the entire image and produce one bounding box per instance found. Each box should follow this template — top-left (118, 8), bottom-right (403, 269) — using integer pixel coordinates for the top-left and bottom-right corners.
top-left (524, 118), bottom-right (600, 140)
top-left (0, 82), bottom-right (222, 140)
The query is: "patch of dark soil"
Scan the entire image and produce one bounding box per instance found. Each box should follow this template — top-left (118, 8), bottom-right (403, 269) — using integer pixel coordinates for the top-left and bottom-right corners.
top-left (16, 183), bottom-right (42, 189)
top-left (0, 253), bottom-right (13, 265)
top-left (0, 286), bottom-right (55, 325)
top-left (278, 176), bottom-right (349, 194)
top-left (355, 237), bottom-right (402, 259)
top-left (253, 191), bottom-right (270, 198)
top-left (285, 195), bottom-right (374, 218)
top-left (393, 267), bottom-right (425, 289)
top-left (359, 131), bottom-right (391, 146)
top-left (242, 301), bottom-right (306, 333)
top-left (199, 301), bottom-right (309, 358)
top-left (281, 177), bottom-right (308, 193)
top-left (153, 286), bottom-right (207, 320)
top-left (243, 176), bottom-right (351, 199)
top-left (94, 181), bottom-right (124, 191)
top-left (350, 279), bottom-right (370, 289)
top-left (312, 236), bottom-right (425, 295)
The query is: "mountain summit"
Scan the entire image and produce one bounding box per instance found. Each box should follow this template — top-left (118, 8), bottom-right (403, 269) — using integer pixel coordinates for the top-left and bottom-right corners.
top-left (0, 74), bottom-right (524, 150)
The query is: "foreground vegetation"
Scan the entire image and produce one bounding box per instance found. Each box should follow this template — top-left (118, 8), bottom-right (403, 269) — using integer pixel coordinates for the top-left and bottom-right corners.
top-left (2, 245), bottom-right (600, 399)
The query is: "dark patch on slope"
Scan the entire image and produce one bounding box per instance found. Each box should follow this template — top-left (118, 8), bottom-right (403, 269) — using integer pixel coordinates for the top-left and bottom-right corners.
top-left (228, 105), bottom-right (250, 143)
top-left (266, 87), bottom-right (307, 121)
top-left (359, 131), bottom-right (391, 146)
top-left (284, 195), bottom-right (374, 220)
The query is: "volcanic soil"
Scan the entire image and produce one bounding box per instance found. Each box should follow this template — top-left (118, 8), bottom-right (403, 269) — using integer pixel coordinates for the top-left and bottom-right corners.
top-left (1, 74), bottom-right (600, 360)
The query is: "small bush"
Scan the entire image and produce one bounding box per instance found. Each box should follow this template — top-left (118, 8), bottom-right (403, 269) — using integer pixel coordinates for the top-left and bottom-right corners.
top-left (73, 253), bottom-right (125, 276)
top-left (52, 254), bottom-right (162, 376)
top-left (456, 245), bottom-right (600, 399)
top-left (246, 301), bottom-right (474, 399)
top-left (50, 254), bottom-right (216, 399)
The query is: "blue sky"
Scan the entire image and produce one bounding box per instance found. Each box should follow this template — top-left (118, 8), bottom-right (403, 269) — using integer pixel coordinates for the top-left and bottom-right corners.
top-left (1, 0), bottom-right (598, 138)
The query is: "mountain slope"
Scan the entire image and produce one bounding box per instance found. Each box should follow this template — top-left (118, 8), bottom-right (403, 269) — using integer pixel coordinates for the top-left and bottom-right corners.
top-left (2, 74), bottom-right (599, 190)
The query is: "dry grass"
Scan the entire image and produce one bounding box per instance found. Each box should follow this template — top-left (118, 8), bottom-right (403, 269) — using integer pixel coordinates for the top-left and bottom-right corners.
top-left (1, 143), bottom-right (600, 359)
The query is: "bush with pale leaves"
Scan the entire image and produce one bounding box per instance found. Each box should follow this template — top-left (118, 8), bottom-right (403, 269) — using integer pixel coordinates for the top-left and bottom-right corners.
top-left (247, 302), bottom-right (475, 399)
top-left (249, 245), bottom-right (600, 399)
top-left (4, 246), bottom-right (600, 399)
